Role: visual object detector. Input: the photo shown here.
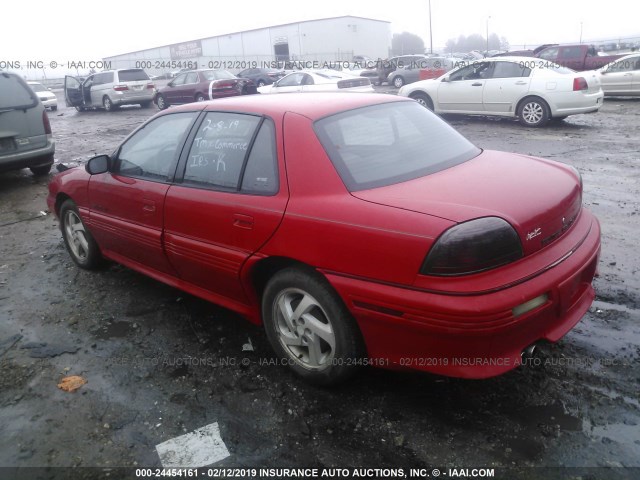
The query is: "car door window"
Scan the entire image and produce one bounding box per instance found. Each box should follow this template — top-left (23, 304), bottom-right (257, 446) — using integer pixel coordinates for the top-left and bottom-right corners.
top-left (182, 112), bottom-right (263, 190)
top-left (185, 72), bottom-right (198, 84)
top-left (277, 73), bottom-right (304, 87)
top-left (560, 47), bottom-right (582, 59)
top-left (172, 74), bottom-right (187, 86)
top-left (115, 112), bottom-right (198, 181)
top-left (539, 47), bottom-right (559, 61)
top-left (240, 119), bottom-right (278, 195)
top-left (490, 62), bottom-right (531, 79)
top-left (449, 62), bottom-right (492, 81)
top-left (301, 74), bottom-right (315, 85)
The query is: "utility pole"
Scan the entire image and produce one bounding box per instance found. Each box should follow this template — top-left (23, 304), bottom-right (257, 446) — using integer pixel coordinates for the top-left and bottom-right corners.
top-left (429, 0), bottom-right (433, 54)
top-left (486, 16), bottom-right (491, 55)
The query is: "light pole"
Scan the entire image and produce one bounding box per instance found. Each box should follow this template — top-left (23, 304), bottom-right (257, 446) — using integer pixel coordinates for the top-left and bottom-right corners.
top-left (579, 22), bottom-right (583, 44)
top-left (428, 0), bottom-right (433, 54)
top-left (486, 16), bottom-right (491, 55)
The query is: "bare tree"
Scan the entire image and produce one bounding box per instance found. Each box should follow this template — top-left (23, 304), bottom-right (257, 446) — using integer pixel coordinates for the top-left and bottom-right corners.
top-left (391, 32), bottom-right (425, 56)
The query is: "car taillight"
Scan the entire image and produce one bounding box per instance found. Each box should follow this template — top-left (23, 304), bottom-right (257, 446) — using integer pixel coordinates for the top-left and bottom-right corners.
top-left (42, 110), bottom-right (52, 134)
top-left (421, 217), bottom-right (523, 276)
top-left (113, 85), bottom-right (129, 91)
top-left (573, 77), bottom-right (588, 91)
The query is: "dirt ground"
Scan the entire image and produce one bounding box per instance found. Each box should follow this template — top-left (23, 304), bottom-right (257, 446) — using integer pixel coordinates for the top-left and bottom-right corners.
top-left (0, 88), bottom-right (638, 480)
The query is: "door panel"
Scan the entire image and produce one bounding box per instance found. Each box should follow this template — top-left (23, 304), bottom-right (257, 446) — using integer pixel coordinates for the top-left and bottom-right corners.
top-left (437, 80), bottom-right (485, 112)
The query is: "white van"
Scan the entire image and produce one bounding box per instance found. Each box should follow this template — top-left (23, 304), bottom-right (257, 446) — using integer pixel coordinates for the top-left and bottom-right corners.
top-left (64, 69), bottom-right (155, 111)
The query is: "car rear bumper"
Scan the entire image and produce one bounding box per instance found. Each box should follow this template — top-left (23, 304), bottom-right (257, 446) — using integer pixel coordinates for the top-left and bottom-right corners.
top-left (324, 211), bottom-right (601, 379)
top-left (0, 136), bottom-right (55, 173)
top-left (549, 90), bottom-right (604, 115)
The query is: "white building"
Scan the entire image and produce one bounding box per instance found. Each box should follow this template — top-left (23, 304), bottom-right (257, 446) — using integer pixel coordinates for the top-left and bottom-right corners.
top-left (103, 16), bottom-right (391, 74)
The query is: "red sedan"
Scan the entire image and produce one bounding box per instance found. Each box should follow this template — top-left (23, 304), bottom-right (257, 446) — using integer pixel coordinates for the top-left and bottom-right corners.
top-left (47, 93), bottom-right (600, 385)
top-left (154, 69), bottom-right (256, 109)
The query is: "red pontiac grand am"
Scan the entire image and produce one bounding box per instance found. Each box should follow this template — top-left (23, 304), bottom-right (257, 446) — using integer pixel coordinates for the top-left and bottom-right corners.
top-left (47, 93), bottom-right (601, 385)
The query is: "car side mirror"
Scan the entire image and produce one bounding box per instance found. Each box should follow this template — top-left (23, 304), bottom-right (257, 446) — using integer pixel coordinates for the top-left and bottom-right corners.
top-left (441, 76), bottom-right (449, 82)
top-left (85, 155), bottom-right (110, 175)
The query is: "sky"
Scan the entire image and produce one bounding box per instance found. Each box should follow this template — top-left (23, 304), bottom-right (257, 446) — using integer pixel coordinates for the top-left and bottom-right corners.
top-left (2, 0), bottom-right (638, 72)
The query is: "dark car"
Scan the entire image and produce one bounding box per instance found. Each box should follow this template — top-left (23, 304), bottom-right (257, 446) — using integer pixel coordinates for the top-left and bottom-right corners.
top-left (154, 69), bottom-right (257, 109)
top-left (47, 92), bottom-right (600, 385)
top-left (237, 68), bottom-right (286, 87)
top-left (1, 72), bottom-right (55, 176)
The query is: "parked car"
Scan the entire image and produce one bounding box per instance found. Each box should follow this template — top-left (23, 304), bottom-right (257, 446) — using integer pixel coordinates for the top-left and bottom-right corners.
top-left (155, 70), bottom-right (257, 109)
top-left (418, 58), bottom-right (459, 81)
top-left (399, 57), bottom-right (604, 127)
top-left (257, 70), bottom-right (373, 94)
top-left (47, 92), bottom-right (600, 385)
top-left (0, 72), bottom-right (55, 176)
top-left (598, 53), bottom-right (640, 96)
top-left (375, 55), bottom-right (427, 85)
top-left (65, 69), bottom-right (155, 111)
top-left (27, 81), bottom-right (58, 111)
top-left (237, 68), bottom-right (286, 87)
top-left (389, 57), bottom-right (455, 87)
top-left (534, 44), bottom-right (625, 71)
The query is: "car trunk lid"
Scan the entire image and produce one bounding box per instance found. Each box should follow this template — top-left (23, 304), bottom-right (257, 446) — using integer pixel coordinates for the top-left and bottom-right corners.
top-left (351, 150), bottom-right (582, 256)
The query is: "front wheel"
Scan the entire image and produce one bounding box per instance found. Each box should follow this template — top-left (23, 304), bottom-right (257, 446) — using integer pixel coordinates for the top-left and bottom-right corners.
top-left (262, 267), bottom-right (364, 386)
top-left (60, 200), bottom-right (103, 269)
top-left (195, 93), bottom-right (206, 102)
top-left (517, 97), bottom-right (550, 127)
top-left (410, 92), bottom-right (434, 110)
top-left (156, 94), bottom-right (168, 110)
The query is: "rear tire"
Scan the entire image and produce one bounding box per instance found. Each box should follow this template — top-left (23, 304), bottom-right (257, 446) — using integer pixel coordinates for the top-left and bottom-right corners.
top-left (195, 93), bottom-right (206, 102)
top-left (103, 96), bottom-right (115, 112)
top-left (517, 97), bottom-right (550, 127)
top-left (59, 200), bottom-right (103, 269)
top-left (30, 164), bottom-right (52, 176)
top-left (393, 76), bottom-right (405, 88)
top-left (262, 267), bottom-right (364, 386)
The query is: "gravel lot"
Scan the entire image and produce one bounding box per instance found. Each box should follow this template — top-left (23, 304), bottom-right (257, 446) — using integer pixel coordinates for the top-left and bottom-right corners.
top-left (0, 88), bottom-right (638, 480)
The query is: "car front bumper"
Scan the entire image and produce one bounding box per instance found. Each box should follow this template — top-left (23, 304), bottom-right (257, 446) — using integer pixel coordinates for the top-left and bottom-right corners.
top-left (324, 210), bottom-right (601, 379)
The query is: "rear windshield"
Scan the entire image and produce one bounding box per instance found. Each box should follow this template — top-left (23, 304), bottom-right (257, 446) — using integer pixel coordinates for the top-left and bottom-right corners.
top-left (202, 70), bottom-right (236, 81)
top-left (118, 69), bottom-right (150, 82)
top-left (29, 83), bottom-right (47, 92)
top-left (0, 73), bottom-right (38, 110)
top-left (314, 101), bottom-right (481, 191)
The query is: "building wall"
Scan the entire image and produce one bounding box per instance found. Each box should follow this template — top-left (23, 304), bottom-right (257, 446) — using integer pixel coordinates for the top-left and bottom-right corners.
top-left (104, 16), bottom-right (390, 74)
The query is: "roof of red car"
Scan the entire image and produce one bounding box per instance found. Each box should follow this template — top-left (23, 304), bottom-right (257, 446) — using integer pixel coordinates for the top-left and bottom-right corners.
top-left (167, 92), bottom-right (409, 120)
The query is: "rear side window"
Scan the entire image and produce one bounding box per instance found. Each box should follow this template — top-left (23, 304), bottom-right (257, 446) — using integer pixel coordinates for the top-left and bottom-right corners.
top-left (117, 69), bottom-right (150, 82)
top-left (182, 113), bottom-right (278, 194)
top-left (314, 102), bottom-right (480, 191)
top-left (0, 73), bottom-right (38, 110)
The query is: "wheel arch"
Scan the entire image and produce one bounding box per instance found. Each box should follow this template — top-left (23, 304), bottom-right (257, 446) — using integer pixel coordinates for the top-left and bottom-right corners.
top-left (516, 94), bottom-right (551, 116)
top-left (54, 192), bottom-right (73, 217)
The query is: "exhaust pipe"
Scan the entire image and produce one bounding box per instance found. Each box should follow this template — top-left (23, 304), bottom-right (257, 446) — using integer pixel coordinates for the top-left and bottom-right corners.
top-left (521, 343), bottom-right (537, 359)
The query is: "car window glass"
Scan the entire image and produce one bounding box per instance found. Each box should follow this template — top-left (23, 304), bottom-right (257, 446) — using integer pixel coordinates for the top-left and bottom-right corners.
top-left (0, 74), bottom-right (37, 109)
top-left (183, 113), bottom-right (262, 190)
top-left (118, 69), bottom-right (149, 82)
top-left (449, 63), bottom-right (492, 81)
top-left (315, 102), bottom-right (480, 191)
top-left (278, 73), bottom-right (304, 87)
top-left (491, 62), bottom-right (531, 78)
top-left (560, 47), bottom-right (582, 59)
top-left (302, 74), bottom-right (314, 85)
top-left (241, 119), bottom-right (278, 195)
top-left (538, 47), bottom-right (559, 60)
top-left (172, 74), bottom-right (187, 86)
top-left (185, 72), bottom-right (199, 84)
top-left (116, 112), bottom-right (198, 180)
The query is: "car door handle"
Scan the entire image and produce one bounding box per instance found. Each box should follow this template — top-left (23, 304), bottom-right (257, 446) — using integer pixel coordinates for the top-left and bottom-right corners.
top-left (515, 81), bottom-right (527, 85)
top-left (471, 82), bottom-right (483, 86)
top-left (142, 200), bottom-right (156, 213)
top-left (233, 213), bottom-right (254, 229)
